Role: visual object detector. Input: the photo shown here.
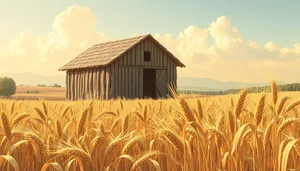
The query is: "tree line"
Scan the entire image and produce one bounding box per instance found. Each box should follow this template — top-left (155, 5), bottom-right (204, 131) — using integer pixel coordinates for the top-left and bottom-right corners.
top-left (178, 83), bottom-right (300, 96)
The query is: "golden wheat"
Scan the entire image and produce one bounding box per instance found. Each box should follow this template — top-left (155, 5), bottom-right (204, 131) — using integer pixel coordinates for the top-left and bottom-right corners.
top-left (0, 81), bottom-right (298, 171)
top-left (271, 80), bottom-right (278, 106)
top-left (234, 89), bottom-right (248, 118)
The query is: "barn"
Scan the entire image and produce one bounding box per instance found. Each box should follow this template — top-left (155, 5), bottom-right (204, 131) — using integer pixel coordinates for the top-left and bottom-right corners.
top-left (59, 34), bottom-right (185, 100)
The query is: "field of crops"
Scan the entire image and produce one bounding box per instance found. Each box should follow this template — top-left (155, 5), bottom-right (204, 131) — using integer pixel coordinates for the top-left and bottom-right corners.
top-left (0, 81), bottom-right (299, 171)
top-left (11, 86), bottom-right (65, 100)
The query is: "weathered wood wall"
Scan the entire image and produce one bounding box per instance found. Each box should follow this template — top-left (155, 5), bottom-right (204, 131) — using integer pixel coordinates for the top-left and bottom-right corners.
top-left (66, 67), bottom-right (111, 100)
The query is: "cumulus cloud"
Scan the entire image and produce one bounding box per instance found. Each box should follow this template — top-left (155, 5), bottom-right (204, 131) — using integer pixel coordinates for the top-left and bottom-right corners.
top-left (154, 16), bottom-right (300, 82)
top-left (0, 5), bottom-right (108, 76)
top-left (0, 7), bottom-right (299, 83)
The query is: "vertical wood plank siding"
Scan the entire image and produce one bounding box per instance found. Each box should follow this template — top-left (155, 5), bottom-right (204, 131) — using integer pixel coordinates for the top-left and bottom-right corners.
top-left (70, 71), bottom-right (74, 100)
top-left (65, 72), bottom-right (69, 100)
top-left (96, 68), bottom-right (100, 99)
top-left (93, 69), bottom-right (97, 99)
top-left (100, 68), bottom-right (105, 99)
top-left (105, 68), bottom-right (110, 99)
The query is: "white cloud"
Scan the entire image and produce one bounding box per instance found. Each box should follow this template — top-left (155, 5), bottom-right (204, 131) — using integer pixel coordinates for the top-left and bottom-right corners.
top-left (0, 5), bottom-right (108, 76)
top-left (0, 7), bottom-right (299, 83)
top-left (265, 42), bottom-right (280, 52)
top-left (155, 16), bottom-right (300, 82)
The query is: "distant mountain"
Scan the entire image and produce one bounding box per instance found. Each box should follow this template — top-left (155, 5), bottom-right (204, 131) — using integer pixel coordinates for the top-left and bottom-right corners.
top-left (0, 72), bottom-right (285, 91)
top-left (177, 77), bottom-right (285, 91)
top-left (0, 72), bottom-right (65, 87)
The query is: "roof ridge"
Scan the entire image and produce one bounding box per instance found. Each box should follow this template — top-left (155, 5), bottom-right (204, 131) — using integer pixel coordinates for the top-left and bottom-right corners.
top-left (59, 33), bottom-right (185, 71)
top-left (93, 34), bottom-right (150, 46)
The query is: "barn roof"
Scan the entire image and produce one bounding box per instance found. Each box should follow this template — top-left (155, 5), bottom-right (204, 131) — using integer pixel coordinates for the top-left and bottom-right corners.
top-left (59, 34), bottom-right (185, 71)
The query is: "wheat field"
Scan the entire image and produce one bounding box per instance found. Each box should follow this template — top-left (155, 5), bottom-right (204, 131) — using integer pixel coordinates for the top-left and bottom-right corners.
top-left (0, 81), bottom-right (299, 171)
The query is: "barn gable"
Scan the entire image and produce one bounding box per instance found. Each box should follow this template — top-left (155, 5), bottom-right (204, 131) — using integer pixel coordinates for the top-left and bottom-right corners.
top-left (59, 34), bottom-right (184, 71)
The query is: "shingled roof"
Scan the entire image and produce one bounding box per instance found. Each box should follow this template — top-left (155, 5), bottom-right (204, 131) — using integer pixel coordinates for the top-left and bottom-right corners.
top-left (59, 34), bottom-right (185, 71)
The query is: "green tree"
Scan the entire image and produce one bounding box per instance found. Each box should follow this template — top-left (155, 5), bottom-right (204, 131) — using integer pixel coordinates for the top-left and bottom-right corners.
top-left (0, 77), bottom-right (17, 97)
top-left (53, 84), bottom-right (61, 88)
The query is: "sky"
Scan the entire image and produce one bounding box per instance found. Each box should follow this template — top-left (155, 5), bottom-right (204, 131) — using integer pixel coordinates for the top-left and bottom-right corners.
top-left (0, 0), bottom-right (300, 83)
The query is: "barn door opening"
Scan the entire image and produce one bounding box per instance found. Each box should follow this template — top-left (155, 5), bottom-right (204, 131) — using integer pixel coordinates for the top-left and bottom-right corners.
top-left (143, 68), bottom-right (156, 99)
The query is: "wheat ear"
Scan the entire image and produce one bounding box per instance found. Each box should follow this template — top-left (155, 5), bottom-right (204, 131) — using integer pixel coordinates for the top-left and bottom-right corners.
top-left (77, 107), bottom-right (89, 136)
top-left (179, 98), bottom-right (195, 122)
top-left (271, 80), bottom-right (278, 105)
top-left (276, 97), bottom-right (289, 116)
top-left (277, 118), bottom-right (300, 136)
top-left (234, 89), bottom-right (248, 118)
top-left (1, 112), bottom-right (11, 138)
top-left (161, 129), bottom-right (184, 151)
top-left (35, 107), bottom-right (46, 121)
top-left (263, 119), bottom-right (274, 149)
top-left (284, 100), bottom-right (300, 113)
top-left (12, 112), bottom-right (30, 127)
top-left (254, 93), bottom-right (266, 126)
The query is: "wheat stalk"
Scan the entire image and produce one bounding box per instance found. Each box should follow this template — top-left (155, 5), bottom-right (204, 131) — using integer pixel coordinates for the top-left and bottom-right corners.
top-left (276, 97), bottom-right (289, 116)
top-left (130, 151), bottom-right (162, 171)
top-left (122, 114), bottom-right (130, 133)
top-left (284, 100), bottom-right (300, 113)
top-left (77, 107), bottom-right (89, 136)
top-left (277, 118), bottom-right (300, 136)
top-left (234, 89), bottom-right (248, 118)
top-left (254, 93), bottom-right (266, 126)
top-left (56, 120), bottom-right (62, 138)
top-left (91, 136), bottom-right (105, 153)
top-left (42, 102), bottom-right (48, 116)
top-left (143, 105), bottom-right (148, 122)
top-left (271, 80), bottom-right (278, 106)
top-left (56, 147), bottom-right (92, 164)
top-left (179, 98), bottom-right (195, 122)
top-left (174, 119), bottom-right (183, 131)
top-left (109, 118), bottom-right (120, 133)
top-left (87, 101), bottom-right (94, 124)
top-left (161, 129), bottom-right (184, 151)
top-left (61, 106), bottom-right (71, 118)
top-left (35, 107), bottom-right (46, 121)
top-left (263, 119), bottom-right (274, 149)
top-left (12, 112), bottom-right (30, 127)
top-left (227, 110), bottom-right (235, 133)
top-left (197, 99), bottom-right (203, 120)
top-left (104, 134), bottom-right (125, 166)
top-left (10, 102), bottom-right (15, 115)
top-left (122, 136), bottom-right (143, 154)
top-left (1, 112), bottom-right (11, 139)
top-left (26, 132), bottom-right (47, 159)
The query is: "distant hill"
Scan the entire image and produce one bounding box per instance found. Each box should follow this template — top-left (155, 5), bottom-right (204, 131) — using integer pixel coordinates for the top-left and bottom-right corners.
top-left (0, 72), bottom-right (286, 91)
top-left (177, 77), bottom-right (285, 91)
top-left (0, 72), bottom-right (65, 87)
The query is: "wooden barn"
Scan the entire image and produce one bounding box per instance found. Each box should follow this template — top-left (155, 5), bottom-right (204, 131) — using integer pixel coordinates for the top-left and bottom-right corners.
top-left (59, 34), bottom-right (185, 100)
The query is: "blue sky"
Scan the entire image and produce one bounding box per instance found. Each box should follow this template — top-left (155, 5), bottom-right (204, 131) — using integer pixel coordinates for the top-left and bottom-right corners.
top-left (1, 0), bottom-right (300, 46)
top-left (0, 0), bottom-right (300, 82)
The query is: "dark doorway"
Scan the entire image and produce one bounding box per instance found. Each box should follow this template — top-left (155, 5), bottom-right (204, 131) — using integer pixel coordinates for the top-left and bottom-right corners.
top-left (143, 69), bottom-right (156, 99)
